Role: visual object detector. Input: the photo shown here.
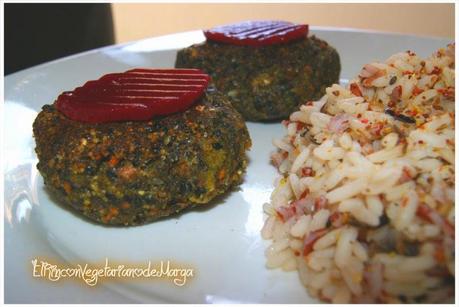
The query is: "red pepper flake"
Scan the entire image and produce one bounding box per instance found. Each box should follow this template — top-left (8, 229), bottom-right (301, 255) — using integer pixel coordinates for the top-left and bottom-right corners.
top-left (303, 228), bottom-right (328, 256)
top-left (350, 83), bottom-right (363, 97)
top-left (102, 206), bottom-right (119, 223)
top-left (109, 207), bottom-right (119, 215)
top-left (437, 87), bottom-right (455, 100)
top-left (329, 212), bottom-right (349, 228)
top-left (434, 248), bottom-right (446, 263)
top-left (412, 86), bottom-right (424, 96)
top-left (63, 181), bottom-right (72, 194)
top-left (401, 197), bottom-right (409, 208)
top-left (276, 206), bottom-right (296, 222)
top-left (391, 85), bottom-right (402, 103)
top-left (108, 156), bottom-right (119, 167)
top-left (296, 122), bottom-right (306, 131)
top-left (416, 205), bottom-right (431, 220)
top-left (402, 70), bottom-right (414, 75)
top-left (120, 202), bottom-right (131, 209)
top-left (300, 167), bottom-right (315, 177)
top-left (218, 169), bottom-right (226, 181)
top-left (399, 167), bottom-right (413, 184)
top-left (329, 211), bottom-right (340, 226)
top-left (360, 118), bottom-right (369, 124)
top-left (431, 66), bottom-right (442, 75)
top-left (299, 188), bottom-right (310, 199)
top-left (371, 122), bottom-right (385, 137)
top-left (417, 203), bottom-right (455, 238)
top-left (362, 70), bottom-right (386, 87)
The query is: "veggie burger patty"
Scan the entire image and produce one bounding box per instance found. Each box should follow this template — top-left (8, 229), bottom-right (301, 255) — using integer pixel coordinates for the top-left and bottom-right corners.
top-left (33, 84), bottom-right (251, 226)
top-left (176, 22), bottom-right (341, 121)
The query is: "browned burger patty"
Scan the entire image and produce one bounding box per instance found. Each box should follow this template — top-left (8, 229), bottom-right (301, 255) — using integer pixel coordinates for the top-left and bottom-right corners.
top-left (33, 90), bottom-right (251, 226)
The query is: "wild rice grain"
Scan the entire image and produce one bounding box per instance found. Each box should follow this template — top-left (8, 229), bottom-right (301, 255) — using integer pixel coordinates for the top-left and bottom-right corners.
top-left (262, 44), bottom-right (455, 303)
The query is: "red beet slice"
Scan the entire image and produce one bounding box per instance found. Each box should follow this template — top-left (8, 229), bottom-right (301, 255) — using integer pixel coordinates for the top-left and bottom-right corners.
top-left (204, 20), bottom-right (308, 47)
top-left (55, 68), bottom-right (210, 123)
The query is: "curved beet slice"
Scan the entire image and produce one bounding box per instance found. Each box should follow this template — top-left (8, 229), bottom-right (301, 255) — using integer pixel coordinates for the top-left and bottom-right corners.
top-left (56, 93), bottom-right (151, 122)
top-left (204, 20), bottom-right (308, 47)
top-left (55, 68), bottom-right (210, 123)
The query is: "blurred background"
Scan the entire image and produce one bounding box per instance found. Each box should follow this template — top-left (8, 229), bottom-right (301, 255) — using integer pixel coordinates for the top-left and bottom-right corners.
top-left (4, 3), bottom-right (454, 75)
top-left (112, 3), bottom-right (454, 42)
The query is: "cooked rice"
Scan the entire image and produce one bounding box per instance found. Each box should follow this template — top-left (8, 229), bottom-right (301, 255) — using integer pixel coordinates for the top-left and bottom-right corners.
top-left (262, 44), bottom-right (455, 303)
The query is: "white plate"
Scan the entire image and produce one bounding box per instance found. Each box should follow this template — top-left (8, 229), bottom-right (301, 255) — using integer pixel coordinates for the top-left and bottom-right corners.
top-left (4, 28), bottom-right (451, 303)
